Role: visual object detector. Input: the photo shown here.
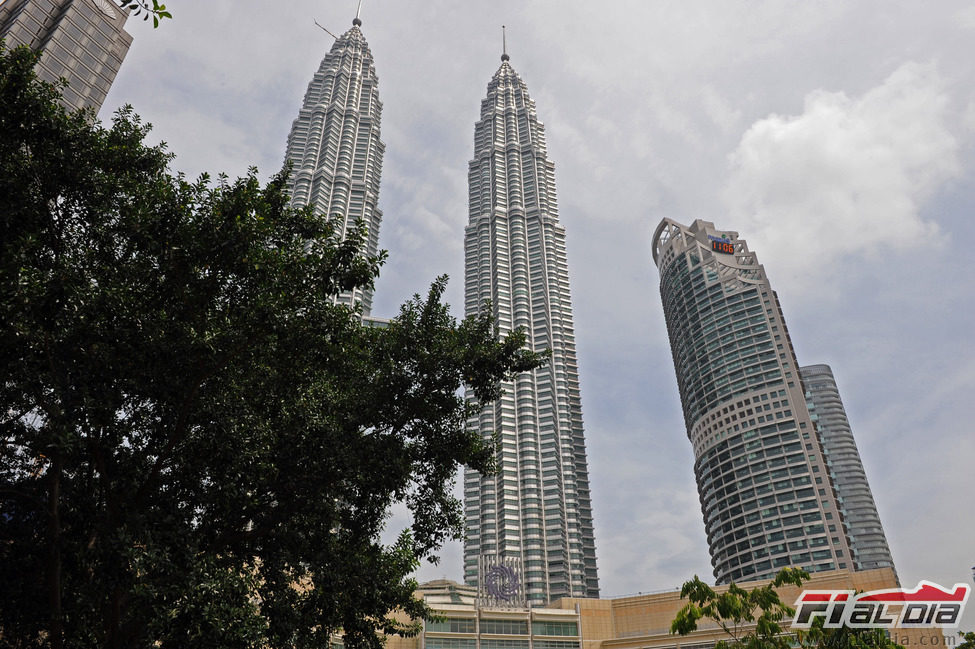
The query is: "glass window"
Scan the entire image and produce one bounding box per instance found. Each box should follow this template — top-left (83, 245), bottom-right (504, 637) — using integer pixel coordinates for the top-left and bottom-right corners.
top-left (425, 639), bottom-right (476, 649)
top-left (426, 619), bottom-right (476, 634)
top-left (535, 642), bottom-right (580, 649)
top-left (480, 619), bottom-right (529, 635)
top-left (532, 622), bottom-right (578, 637)
top-left (480, 641), bottom-right (530, 649)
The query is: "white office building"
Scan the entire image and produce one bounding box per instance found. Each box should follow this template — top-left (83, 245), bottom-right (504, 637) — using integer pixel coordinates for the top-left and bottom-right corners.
top-left (463, 49), bottom-right (598, 604)
top-left (282, 15), bottom-right (384, 315)
top-left (652, 218), bottom-right (855, 584)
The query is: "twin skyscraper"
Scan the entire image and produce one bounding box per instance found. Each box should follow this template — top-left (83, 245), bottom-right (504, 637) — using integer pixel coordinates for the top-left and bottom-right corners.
top-left (283, 16), bottom-right (893, 605)
top-left (282, 18), bottom-right (598, 604)
top-left (462, 47), bottom-right (599, 603)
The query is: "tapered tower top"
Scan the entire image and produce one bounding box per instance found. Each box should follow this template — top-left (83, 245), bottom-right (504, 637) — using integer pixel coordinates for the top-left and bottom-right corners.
top-left (284, 0), bottom-right (384, 316)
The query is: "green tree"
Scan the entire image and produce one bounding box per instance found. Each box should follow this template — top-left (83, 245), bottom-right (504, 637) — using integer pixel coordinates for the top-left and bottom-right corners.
top-left (0, 44), bottom-right (544, 649)
top-left (671, 568), bottom-right (808, 649)
top-left (795, 616), bottom-right (903, 649)
top-left (671, 569), bottom-right (904, 649)
top-left (956, 631), bottom-right (975, 649)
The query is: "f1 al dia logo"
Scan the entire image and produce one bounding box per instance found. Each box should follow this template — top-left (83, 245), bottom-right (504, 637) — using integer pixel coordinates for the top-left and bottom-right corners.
top-left (792, 581), bottom-right (971, 629)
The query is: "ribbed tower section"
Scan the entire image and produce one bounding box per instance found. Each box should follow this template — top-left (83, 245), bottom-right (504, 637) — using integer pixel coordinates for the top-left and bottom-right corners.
top-left (800, 364), bottom-right (897, 576)
top-left (652, 218), bottom-right (854, 584)
top-left (283, 18), bottom-right (384, 315)
top-left (463, 55), bottom-right (598, 604)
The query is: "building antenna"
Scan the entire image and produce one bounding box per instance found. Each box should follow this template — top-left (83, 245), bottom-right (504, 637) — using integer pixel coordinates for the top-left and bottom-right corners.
top-left (314, 19), bottom-right (338, 40)
top-left (354, 0), bottom-right (363, 25)
top-left (501, 25), bottom-right (509, 61)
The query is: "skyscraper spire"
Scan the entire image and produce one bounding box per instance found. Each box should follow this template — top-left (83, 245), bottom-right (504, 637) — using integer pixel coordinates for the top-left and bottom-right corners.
top-left (283, 16), bottom-right (385, 315)
top-left (463, 55), bottom-right (598, 605)
top-left (353, 0), bottom-right (362, 26)
top-left (501, 25), bottom-right (509, 61)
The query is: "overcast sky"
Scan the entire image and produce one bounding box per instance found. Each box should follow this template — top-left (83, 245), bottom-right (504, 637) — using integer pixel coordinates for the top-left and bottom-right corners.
top-left (101, 0), bottom-right (975, 614)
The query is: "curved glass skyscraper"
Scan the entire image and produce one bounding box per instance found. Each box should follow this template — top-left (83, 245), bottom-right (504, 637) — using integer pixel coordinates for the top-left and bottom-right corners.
top-left (283, 17), bottom-right (384, 316)
top-left (652, 218), bottom-right (853, 584)
top-left (463, 51), bottom-right (598, 604)
top-left (801, 364), bottom-right (896, 576)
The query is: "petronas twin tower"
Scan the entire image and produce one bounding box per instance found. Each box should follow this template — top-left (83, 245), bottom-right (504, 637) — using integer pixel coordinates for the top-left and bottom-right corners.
top-left (462, 53), bottom-right (599, 602)
top-left (283, 16), bottom-right (384, 316)
top-left (283, 19), bottom-right (599, 603)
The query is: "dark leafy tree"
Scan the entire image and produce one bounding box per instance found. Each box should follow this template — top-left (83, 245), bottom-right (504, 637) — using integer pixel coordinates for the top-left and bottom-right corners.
top-left (0, 44), bottom-right (544, 649)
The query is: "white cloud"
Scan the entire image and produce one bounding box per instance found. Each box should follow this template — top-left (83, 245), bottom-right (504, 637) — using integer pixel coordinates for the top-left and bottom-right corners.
top-left (724, 61), bottom-right (959, 292)
top-left (596, 486), bottom-right (712, 595)
top-left (700, 85), bottom-right (743, 134)
top-left (955, 4), bottom-right (975, 30)
top-left (964, 96), bottom-right (975, 134)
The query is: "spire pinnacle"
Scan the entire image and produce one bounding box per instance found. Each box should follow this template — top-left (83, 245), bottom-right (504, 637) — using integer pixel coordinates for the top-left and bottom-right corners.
top-left (501, 25), bottom-right (509, 61)
top-left (353, 0), bottom-right (362, 26)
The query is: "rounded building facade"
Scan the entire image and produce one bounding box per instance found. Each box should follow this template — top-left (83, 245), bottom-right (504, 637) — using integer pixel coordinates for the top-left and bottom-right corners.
top-left (801, 364), bottom-right (896, 575)
top-left (652, 218), bottom-right (852, 584)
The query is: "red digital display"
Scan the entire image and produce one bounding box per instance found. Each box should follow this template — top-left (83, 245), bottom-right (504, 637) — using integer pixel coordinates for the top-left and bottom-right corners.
top-left (711, 240), bottom-right (734, 254)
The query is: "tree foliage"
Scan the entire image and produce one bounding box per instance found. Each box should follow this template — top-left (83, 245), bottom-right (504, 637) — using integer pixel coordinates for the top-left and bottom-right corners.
top-left (123, 1), bottom-right (172, 28)
top-left (0, 44), bottom-right (544, 649)
top-left (671, 568), bottom-right (808, 649)
top-left (796, 617), bottom-right (903, 649)
top-left (671, 569), bottom-right (905, 649)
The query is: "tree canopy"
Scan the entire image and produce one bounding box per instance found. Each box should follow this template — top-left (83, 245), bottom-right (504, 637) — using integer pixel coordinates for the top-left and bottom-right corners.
top-left (671, 568), bottom-right (809, 649)
top-left (671, 569), bottom-right (906, 649)
top-left (0, 43), bottom-right (544, 649)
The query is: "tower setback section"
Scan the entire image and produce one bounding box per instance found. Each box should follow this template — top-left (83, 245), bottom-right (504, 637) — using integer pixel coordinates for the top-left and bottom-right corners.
top-left (283, 19), bottom-right (385, 315)
top-left (463, 55), bottom-right (598, 605)
top-left (651, 218), bottom-right (855, 584)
